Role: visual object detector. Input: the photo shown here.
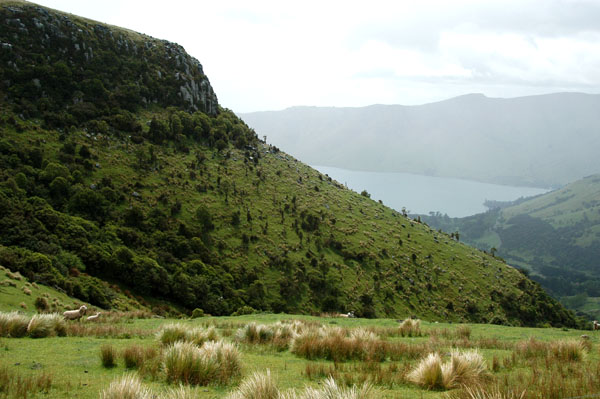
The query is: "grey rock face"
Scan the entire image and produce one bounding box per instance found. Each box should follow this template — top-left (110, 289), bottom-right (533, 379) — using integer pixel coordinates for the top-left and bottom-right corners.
top-left (0, 3), bottom-right (219, 115)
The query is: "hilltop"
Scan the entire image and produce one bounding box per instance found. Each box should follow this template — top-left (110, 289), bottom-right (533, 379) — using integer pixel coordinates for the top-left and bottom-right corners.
top-left (0, 1), bottom-right (577, 326)
top-left (240, 93), bottom-right (600, 188)
top-left (421, 174), bottom-right (600, 319)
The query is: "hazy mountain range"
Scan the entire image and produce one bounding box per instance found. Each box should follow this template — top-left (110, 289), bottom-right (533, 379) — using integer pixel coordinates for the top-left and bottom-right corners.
top-left (240, 93), bottom-right (600, 188)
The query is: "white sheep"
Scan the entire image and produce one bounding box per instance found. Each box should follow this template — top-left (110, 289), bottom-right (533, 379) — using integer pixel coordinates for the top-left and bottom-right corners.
top-left (63, 305), bottom-right (87, 320)
top-left (86, 312), bottom-right (101, 321)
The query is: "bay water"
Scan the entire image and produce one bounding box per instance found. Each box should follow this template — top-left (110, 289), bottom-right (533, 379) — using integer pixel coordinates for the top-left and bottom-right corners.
top-left (313, 166), bottom-right (548, 218)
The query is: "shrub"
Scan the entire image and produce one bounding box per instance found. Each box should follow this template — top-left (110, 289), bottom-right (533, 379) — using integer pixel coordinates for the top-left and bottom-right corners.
top-left (34, 296), bottom-right (50, 312)
top-left (27, 313), bottom-right (67, 338)
top-left (100, 374), bottom-right (151, 399)
top-left (226, 370), bottom-right (279, 399)
top-left (0, 311), bottom-right (30, 337)
top-left (21, 286), bottom-right (32, 295)
top-left (100, 344), bottom-right (118, 368)
top-left (231, 306), bottom-right (256, 316)
top-left (191, 308), bottom-right (204, 318)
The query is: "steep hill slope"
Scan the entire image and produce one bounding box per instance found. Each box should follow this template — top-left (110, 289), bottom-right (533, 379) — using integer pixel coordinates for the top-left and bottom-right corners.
top-left (240, 93), bottom-right (600, 188)
top-left (0, 1), bottom-right (576, 326)
top-left (421, 174), bottom-right (600, 318)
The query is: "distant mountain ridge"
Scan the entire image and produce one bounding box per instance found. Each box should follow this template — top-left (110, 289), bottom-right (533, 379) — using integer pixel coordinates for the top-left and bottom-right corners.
top-left (240, 92), bottom-right (600, 188)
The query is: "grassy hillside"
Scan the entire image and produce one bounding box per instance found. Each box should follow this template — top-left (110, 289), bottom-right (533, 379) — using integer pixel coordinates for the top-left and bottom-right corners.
top-left (0, 1), bottom-right (577, 327)
top-left (422, 174), bottom-right (600, 319)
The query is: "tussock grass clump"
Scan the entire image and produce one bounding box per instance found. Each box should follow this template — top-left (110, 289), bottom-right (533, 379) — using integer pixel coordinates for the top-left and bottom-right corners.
top-left (514, 338), bottom-right (549, 360)
top-left (407, 352), bottom-right (445, 390)
top-left (158, 323), bottom-right (188, 346)
top-left (157, 323), bottom-right (219, 346)
top-left (100, 374), bottom-right (151, 399)
top-left (0, 311), bottom-right (30, 337)
top-left (26, 313), bottom-right (67, 338)
top-left (6, 270), bottom-right (23, 280)
top-left (292, 326), bottom-right (429, 362)
top-left (161, 385), bottom-right (197, 399)
top-left (304, 361), bottom-right (408, 387)
top-left (236, 321), bottom-right (306, 350)
top-left (456, 325), bottom-right (472, 340)
top-left (226, 370), bottom-right (279, 399)
top-left (236, 322), bottom-right (274, 344)
top-left (1, 279), bottom-right (17, 287)
top-left (349, 327), bottom-right (378, 342)
top-left (281, 376), bottom-right (375, 399)
top-left (122, 345), bottom-right (148, 369)
top-left (399, 319), bottom-right (422, 337)
top-left (549, 339), bottom-right (586, 362)
top-left (228, 373), bottom-right (375, 399)
top-left (408, 350), bottom-right (488, 390)
top-left (291, 329), bottom-right (364, 362)
top-left (100, 344), bottom-right (118, 368)
top-left (0, 365), bottom-right (52, 397)
top-left (164, 340), bottom-right (241, 386)
top-left (447, 385), bottom-right (526, 399)
top-left (444, 350), bottom-right (488, 388)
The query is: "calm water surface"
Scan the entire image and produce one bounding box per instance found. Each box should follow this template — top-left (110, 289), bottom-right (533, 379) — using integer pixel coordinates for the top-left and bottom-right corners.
top-left (313, 166), bottom-right (549, 218)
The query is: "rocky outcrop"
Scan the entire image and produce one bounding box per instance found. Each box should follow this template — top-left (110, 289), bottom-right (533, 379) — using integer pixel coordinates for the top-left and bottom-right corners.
top-left (0, 2), bottom-right (218, 115)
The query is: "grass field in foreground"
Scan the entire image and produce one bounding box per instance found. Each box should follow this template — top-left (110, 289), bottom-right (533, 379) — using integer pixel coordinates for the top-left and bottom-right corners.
top-left (0, 312), bottom-right (598, 399)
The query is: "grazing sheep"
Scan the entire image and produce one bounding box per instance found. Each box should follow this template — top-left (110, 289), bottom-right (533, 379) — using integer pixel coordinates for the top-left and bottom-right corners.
top-left (86, 312), bottom-right (101, 321)
top-left (594, 321), bottom-right (599, 331)
top-left (63, 305), bottom-right (87, 320)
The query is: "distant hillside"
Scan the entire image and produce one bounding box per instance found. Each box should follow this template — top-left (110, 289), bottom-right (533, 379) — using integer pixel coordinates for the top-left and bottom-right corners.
top-left (240, 93), bottom-right (600, 188)
top-left (421, 174), bottom-right (600, 319)
top-left (0, 1), bottom-right (577, 327)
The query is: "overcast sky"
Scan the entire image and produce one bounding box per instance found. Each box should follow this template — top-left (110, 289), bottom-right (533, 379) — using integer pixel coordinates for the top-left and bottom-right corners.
top-left (34, 0), bottom-right (600, 112)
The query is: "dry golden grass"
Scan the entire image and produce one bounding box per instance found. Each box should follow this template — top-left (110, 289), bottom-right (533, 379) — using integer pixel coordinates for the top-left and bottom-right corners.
top-left (408, 350), bottom-right (488, 390)
top-left (399, 318), bottom-right (422, 337)
top-left (26, 313), bottom-right (66, 338)
top-left (0, 311), bottom-right (28, 337)
top-left (100, 374), bottom-right (151, 399)
top-left (163, 340), bottom-right (241, 386)
top-left (407, 352), bottom-right (445, 390)
top-left (225, 370), bottom-right (279, 399)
